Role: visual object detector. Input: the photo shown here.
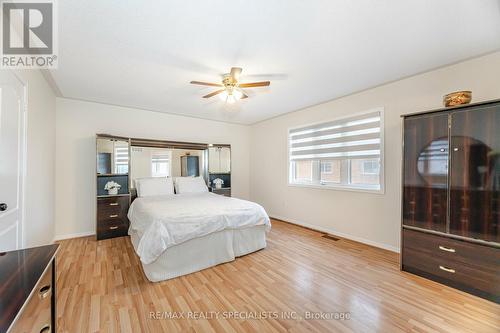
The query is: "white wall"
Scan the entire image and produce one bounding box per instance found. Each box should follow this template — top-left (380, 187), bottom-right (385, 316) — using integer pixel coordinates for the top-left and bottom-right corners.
top-left (13, 70), bottom-right (57, 247)
top-left (250, 51), bottom-right (500, 252)
top-left (55, 98), bottom-right (250, 239)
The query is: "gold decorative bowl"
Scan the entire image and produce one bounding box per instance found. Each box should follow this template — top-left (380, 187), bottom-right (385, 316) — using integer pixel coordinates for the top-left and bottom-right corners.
top-left (443, 91), bottom-right (472, 107)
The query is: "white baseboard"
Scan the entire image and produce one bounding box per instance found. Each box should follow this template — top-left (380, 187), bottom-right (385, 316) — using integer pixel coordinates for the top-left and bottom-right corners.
top-left (53, 231), bottom-right (95, 242)
top-left (270, 214), bottom-right (400, 253)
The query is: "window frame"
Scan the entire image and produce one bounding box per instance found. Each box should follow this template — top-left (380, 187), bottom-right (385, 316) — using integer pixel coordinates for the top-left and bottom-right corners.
top-left (150, 150), bottom-right (172, 178)
top-left (287, 108), bottom-right (385, 194)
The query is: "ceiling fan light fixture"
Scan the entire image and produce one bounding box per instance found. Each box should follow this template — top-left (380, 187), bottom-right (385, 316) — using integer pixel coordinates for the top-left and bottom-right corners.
top-left (219, 88), bottom-right (243, 103)
top-left (226, 93), bottom-right (237, 104)
top-left (191, 67), bottom-right (270, 102)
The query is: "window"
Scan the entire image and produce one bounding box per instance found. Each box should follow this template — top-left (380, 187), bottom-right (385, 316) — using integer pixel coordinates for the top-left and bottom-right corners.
top-left (362, 160), bottom-right (379, 175)
top-left (291, 160), bottom-right (313, 182)
top-left (320, 162), bottom-right (332, 174)
top-left (114, 144), bottom-right (129, 174)
top-left (151, 151), bottom-right (171, 177)
top-left (320, 160), bottom-right (341, 183)
top-left (288, 109), bottom-right (383, 191)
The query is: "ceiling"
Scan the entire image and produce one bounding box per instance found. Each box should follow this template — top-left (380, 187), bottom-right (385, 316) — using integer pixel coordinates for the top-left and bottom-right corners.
top-left (49, 0), bottom-right (500, 124)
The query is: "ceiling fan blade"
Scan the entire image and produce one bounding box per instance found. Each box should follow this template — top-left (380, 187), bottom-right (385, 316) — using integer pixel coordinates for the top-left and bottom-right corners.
top-left (203, 89), bottom-right (225, 98)
top-left (241, 93), bottom-right (248, 99)
top-left (238, 81), bottom-right (270, 88)
top-left (230, 67), bottom-right (242, 79)
top-left (190, 81), bottom-right (223, 87)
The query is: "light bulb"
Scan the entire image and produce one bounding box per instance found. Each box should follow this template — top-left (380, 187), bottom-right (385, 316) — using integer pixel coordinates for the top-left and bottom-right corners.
top-left (219, 90), bottom-right (229, 101)
top-left (226, 94), bottom-right (236, 104)
top-left (232, 88), bottom-right (243, 100)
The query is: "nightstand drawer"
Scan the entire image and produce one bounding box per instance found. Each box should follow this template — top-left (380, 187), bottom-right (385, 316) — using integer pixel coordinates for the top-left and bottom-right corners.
top-left (212, 188), bottom-right (231, 197)
top-left (97, 222), bottom-right (128, 240)
top-left (97, 196), bottom-right (129, 219)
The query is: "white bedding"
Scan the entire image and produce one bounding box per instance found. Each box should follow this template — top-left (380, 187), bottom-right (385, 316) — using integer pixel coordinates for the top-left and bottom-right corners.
top-left (128, 192), bottom-right (271, 264)
top-left (130, 226), bottom-right (267, 281)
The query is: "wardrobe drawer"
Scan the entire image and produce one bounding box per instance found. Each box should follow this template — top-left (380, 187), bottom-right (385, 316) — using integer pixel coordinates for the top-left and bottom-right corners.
top-left (402, 229), bottom-right (500, 302)
top-left (10, 263), bottom-right (53, 333)
top-left (403, 228), bottom-right (500, 267)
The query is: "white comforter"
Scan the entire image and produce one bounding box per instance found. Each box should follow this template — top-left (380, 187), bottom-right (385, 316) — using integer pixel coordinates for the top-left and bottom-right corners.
top-left (128, 193), bottom-right (271, 264)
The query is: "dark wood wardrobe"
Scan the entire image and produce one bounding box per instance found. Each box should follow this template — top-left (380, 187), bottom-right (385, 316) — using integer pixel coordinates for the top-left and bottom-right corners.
top-left (401, 99), bottom-right (500, 303)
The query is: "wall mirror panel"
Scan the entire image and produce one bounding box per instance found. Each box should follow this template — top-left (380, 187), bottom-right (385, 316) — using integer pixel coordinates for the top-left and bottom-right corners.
top-left (96, 138), bottom-right (129, 175)
top-left (130, 147), bottom-right (206, 188)
top-left (208, 146), bottom-right (231, 173)
top-left (96, 137), bottom-right (129, 196)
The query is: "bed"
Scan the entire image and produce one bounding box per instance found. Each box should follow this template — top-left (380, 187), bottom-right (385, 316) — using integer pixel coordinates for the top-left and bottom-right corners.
top-left (127, 190), bottom-right (271, 282)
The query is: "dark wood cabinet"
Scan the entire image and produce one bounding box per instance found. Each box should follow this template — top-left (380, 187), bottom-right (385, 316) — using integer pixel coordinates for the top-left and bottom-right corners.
top-left (96, 195), bottom-right (130, 240)
top-left (403, 113), bottom-right (449, 232)
top-left (1, 244), bottom-right (58, 333)
top-left (401, 100), bottom-right (500, 303)
top-left (449, 105), bottom-right (500, 242)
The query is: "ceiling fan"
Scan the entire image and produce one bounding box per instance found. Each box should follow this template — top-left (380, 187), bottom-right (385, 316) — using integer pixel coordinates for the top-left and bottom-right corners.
top-left (190, 67), bottom-right (270, 103)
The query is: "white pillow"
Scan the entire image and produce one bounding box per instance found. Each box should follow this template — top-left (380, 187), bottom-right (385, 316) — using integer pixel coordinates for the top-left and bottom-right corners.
top-left (174, 176), bottom-right (208, 194)
top-left (136, 177), bottom-right (174, 197)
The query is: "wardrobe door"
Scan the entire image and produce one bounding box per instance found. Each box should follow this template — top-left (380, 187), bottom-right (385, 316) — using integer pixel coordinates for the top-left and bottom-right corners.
top-left (403, 114), bottom-right (449, 232)
top-left (450, 104), bottom-right (500, 242)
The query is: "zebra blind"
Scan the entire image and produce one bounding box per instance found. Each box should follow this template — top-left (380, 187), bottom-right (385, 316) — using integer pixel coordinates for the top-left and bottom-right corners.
top-left (114, 145), bottom-right (129, 174)
top-left (151, 151), bottom-right (171, 177)
top-left (151, 153), bottom-right (170, 164)
top-left (289, 111), bottom-right (382, 161)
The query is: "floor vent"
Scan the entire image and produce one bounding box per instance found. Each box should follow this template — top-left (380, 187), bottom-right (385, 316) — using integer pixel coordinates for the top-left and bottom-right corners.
top-left (322, 234), bottom-right (340, 241)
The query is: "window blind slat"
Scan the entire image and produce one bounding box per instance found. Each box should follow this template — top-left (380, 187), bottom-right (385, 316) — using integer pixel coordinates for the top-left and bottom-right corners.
top-left (290, 151), bottom-right (380, 161)
top-left (289, 111), bottom-right (381, 161)
top-left (291, 143), bottom-right (380, 157)
top-left (289, 111), bottom-right (380, 135)
top-left (290, 122), bottom-right (380, 142)
top-left (290, 132), bottom-right (380, 149)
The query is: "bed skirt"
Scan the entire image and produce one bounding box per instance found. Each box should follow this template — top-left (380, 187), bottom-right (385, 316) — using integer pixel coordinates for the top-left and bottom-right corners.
top-left (130, 225), bottom-right (267, 282)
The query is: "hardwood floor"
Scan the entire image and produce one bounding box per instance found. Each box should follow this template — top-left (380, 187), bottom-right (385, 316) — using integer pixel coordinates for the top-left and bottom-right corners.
top-left (55, 220), bottom-right (499, 332)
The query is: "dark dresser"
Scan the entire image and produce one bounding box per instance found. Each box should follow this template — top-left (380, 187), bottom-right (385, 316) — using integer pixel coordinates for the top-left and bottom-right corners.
top-left (96, 195), bottom-right (130, 240)
top-left (401, 99), bottom-right (500, 303)
top-left (0, 244), bottom-right (59, 333)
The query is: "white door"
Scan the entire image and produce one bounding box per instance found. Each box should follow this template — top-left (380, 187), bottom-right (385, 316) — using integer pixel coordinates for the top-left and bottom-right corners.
top-left (0, 71), bottom-right (26, 252)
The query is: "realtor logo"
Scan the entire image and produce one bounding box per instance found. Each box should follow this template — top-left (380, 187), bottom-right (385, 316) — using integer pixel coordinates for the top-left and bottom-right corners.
top-left (1, 0), bottom-right (57, 68)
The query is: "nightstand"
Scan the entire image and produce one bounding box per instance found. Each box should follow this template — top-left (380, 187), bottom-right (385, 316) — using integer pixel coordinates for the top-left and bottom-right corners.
top-left (211, 187), bottom-right (231, 197)
top-left (96, 195), bottom-right (130, 240)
